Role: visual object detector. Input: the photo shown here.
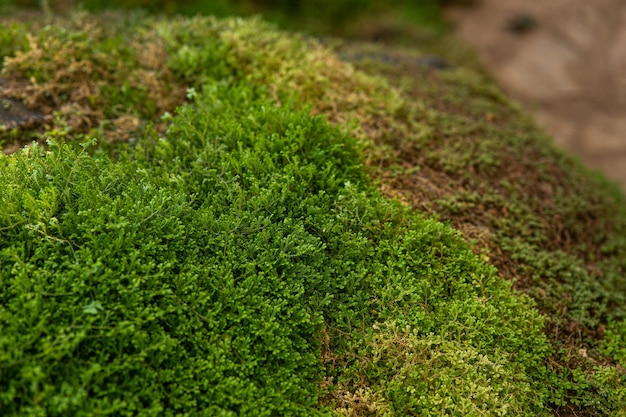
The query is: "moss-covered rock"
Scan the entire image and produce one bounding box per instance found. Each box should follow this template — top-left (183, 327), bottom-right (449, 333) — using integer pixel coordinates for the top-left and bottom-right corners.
top-left (0, 10), bottom-right (624, 416)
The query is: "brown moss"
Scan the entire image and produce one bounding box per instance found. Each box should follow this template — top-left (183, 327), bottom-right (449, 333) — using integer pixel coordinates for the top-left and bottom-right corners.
top-left (0, 13), bottom-right (186, 149)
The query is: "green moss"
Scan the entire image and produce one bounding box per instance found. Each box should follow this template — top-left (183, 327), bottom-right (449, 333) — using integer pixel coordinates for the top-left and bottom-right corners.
top-left (0, 21), bottom-right (28, 58)
top-left (1, 11), bottom-right (625, 416)
top-left (0, 75), bottom-right (557, 416)
top-left (327, 39), bottom-right (626, 413)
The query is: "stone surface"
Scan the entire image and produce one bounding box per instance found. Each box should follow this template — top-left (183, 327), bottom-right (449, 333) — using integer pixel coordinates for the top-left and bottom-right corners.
top-left (498, 35), bottom-right (580, 101)
top-left (446, 0), bottom-right (626, 192)
top-left (0, 97), bottom-right (44, 129)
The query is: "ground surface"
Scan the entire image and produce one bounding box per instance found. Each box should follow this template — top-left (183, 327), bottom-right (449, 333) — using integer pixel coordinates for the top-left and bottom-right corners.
top-left (446, 0), bottom-right (626, 192)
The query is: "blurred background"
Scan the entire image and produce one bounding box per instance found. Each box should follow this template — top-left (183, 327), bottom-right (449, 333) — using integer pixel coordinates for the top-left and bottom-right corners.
top-left (0, 0), bottom-right (453, 35)
top-left (446, 0), bottom-right (626, 193)
top-left (1, 0), bottom-right (624, 192)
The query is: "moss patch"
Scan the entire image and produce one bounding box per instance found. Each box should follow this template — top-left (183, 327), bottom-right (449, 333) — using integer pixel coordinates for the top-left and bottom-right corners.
top-left (0, 12), bottom-right (185, 151)
top-left (328, 40), bottom-right (626, 415)
top-left (1, 11), bottom-right (625, 416)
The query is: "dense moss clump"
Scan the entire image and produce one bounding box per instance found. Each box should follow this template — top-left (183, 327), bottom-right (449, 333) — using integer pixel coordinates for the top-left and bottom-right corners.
top-left (0, 12), bottom-right (625, 416)
top-left (0, 66), bottom-right (553, 417)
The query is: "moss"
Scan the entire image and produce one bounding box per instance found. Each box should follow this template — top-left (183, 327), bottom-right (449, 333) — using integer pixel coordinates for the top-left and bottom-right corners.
top-left (1, 10), bottom-right (625, 416)
top-left (0, 12), bottom-right (185, 149)
top-left (324, 39), bottom-right (626, 413)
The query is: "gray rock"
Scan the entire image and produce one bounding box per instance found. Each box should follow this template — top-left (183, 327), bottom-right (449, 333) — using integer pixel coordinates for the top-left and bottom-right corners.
top-left (0, 97), bottom-right (44, 130)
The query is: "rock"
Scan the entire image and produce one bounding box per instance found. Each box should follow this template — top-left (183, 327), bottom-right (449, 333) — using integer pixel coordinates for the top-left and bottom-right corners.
top-left (415, 56), bottom-right (453, 70)
top-left (0, 97), bottom-right (44, 130)
top-left (506, 13), bottom-right (537, 34)
top-left (498, 35), bottom-right (580, 101)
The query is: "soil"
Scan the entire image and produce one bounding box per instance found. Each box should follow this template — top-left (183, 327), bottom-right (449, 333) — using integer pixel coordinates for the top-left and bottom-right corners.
top-left (445, 0), bottom-right (626, 193)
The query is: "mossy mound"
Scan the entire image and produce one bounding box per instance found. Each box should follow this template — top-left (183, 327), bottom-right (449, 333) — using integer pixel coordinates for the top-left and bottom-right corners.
top-left (0, 11), bottom-right (625, 416)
